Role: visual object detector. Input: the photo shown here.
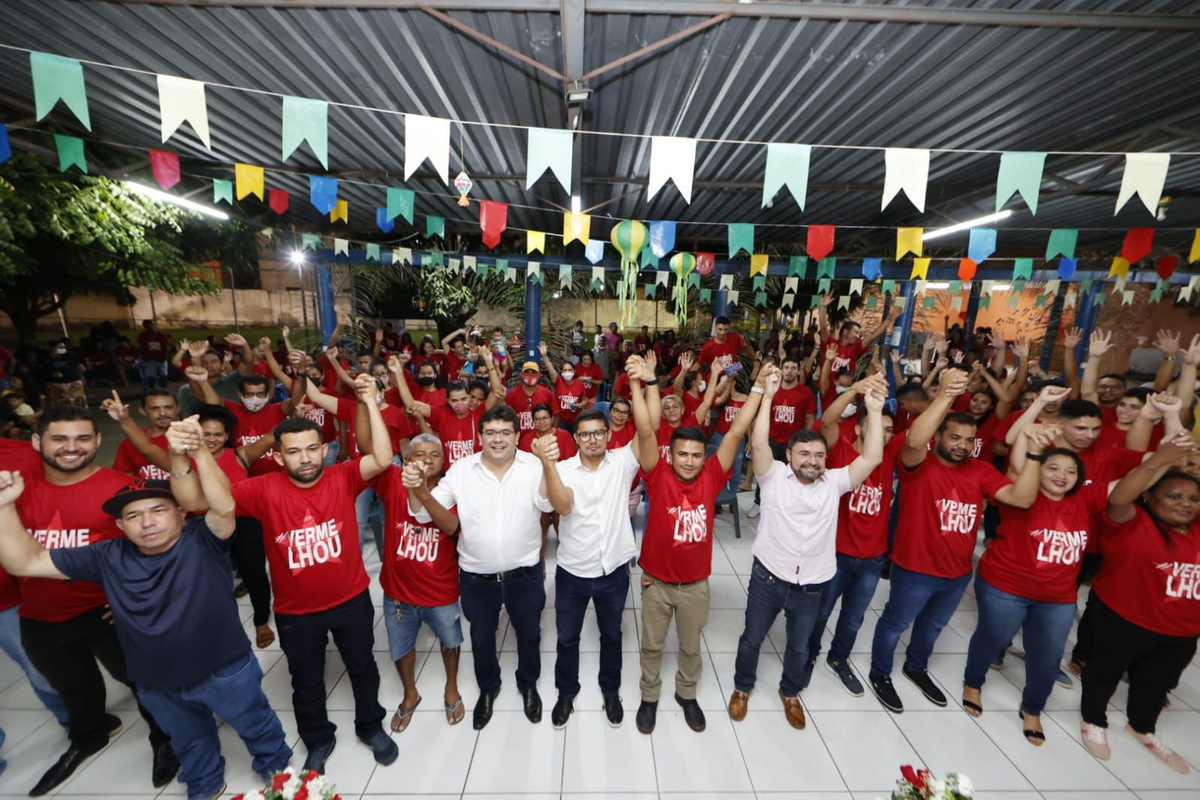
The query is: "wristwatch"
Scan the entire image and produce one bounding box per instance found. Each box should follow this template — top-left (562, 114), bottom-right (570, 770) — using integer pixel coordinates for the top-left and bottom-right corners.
top-left (751, 386), bottom-right (766, 395)
top-left (170, 466), bottom-right (192, 479)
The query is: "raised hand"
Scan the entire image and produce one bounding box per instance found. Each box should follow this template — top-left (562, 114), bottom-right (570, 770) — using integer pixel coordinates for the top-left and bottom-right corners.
top-left (1012, 336), bottom-right (1030, 361)
top-left (224, 333), bottom-right (247, 348)
top-left (678, 351), bottom-right (695, 372)
top-left (952, 351), bottom-right (964, 365)
top-left (1151, 429), bottom-right (1200, 466)
top-left (1183, 334), bottom-right (1200, 366)
top-left (258, 337), bottom-right (272, 351)
top-left (988, 330), bottom-right (1006, 351)
top-left (537, 341), bottom-right (548, 358)
top-left (166, 417), bottom-right (203, 455)
top-left (625, 355), bottom-right (656, 383)
top-left (922, 335), bottom-right (937, 353)
top-left (0, 470), bottom-right (27, 507)
top-left (1150, 392), bottom-right (1183, 419)
top-left (375, 328), bottom-right (384, 344)
top-left (532, 433), bottom-right (561, 463)
top-left (941, 368), bottom-right (970, 397)
top-left (401, 461), bottom-right (426, 489)
top-left (288, 350), bottom-right (306, 370)
top-left (325, 345), bottom-right (340, 363)
top-left (644, 350), bottom-right (658, 374)
top-left (757, 362), bottom-right (782, 398)
top-left (281, 325), bottom-right (291, 340)
top-left (889, 348), bottom-right (902, 364)
top-left (184, 364), bottom-right (208, 384)
top-left (934, 356), bottom-right (949, 372)
top-left (387, 354), bottom-right (404, 375)
top-left (1038, 384), bottom-right (1071, 405)
top-left (187, 340), bottom-right (209, 360)
top-left (819, 292), bottom-right (833, 308)
top-left (1063, 326), bottom-right (1082, 349)
top-left (887, 304), bottom-right (904, 322)
top-left (863, 383), bottom-right (887, 413)
top-left (100, 390), bottom-right (130, 422)
top-left (1154, 328), bottom-right (1181, 358)
top-left (354, 372), bottom-right (375, 401)
top-left (825, 343), bottom-right (839, 362)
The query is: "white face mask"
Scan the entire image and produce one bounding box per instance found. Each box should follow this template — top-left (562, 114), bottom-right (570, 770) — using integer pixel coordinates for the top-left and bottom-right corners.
top-left (242, 396), bottom-right (269, 412)
top-left (698, 381), bottom-right (707, 393)
top-left (842, 403), bottom-right (857, 419)
top-left (376, 393), bottom-right (386, 407)
top-left (562, 371), bottom-right (575, 381)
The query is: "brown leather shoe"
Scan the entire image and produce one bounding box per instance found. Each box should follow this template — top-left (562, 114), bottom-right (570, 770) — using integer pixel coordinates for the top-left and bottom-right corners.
top-left (779, 691), bottom-right (806, 730)
top-left (728, 690), bottom-right (749, 721)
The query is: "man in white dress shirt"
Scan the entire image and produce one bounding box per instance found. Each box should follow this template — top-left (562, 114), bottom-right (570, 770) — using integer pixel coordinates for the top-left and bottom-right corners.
top-left (726, 373), bottom-right (887, 730)
top-left (407, 404), bottom-right (554, 730)
top-left (536, 408), bottom-right (648, 729)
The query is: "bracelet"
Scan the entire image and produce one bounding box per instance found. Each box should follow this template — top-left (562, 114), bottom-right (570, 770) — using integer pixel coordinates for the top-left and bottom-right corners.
top-left (170, 466), bottom-right (192, 479)
top-left (1025, 453), bottom-right (1046, 463)
top-left (644, 377), bottom-right (659, 386)
top-left (750, 386), bottom-right (766, 395)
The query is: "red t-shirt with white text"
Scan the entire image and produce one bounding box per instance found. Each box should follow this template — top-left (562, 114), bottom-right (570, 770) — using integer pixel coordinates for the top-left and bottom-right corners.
top-left (1, 439), bottom-right (43, 475)
top-left (375, 468), bottom-right (460, 607)
top-left (334, 398), bottom-right (414, 457)
top-left (504, 385), bottom-right (556, 432)
top-left (554, 377), bottom-right (589, 424)
top-left (768, 384), bottom-right (817, 445)
top-left (426, 405), bottom-right (483, 467)
top-left (223, 400), bottom-right (288, 476)
top-left (111, 434), bottom-right (170, 480)
top-left (825, 336), bottom-right (867, 374)
top-left (697, 333), bottom-right (745, 374)
top-left (827, 435), bottom-right (904, 559)
top-left (639, 457), bottom-right (730, 583)
top-left (714, 399), bottom-right (745, 436)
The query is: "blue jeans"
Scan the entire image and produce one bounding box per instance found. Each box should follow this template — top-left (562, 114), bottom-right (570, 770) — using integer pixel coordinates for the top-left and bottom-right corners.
top-left (322, 439), bottom-right (340, 466)
top-left (136, 652), bottom-right (291, 800)
top-left (382, 596), bottom-right (463, 661)
top-left (963, 576), bottom-right (1076, 716)
top-left (0, 606), bottom-right (69, 725)
top-left (355, 488), bottom-right (384, 557)
top-left (808, 553), bottom-right (886, 665)
top-left (734, 559), bottom-right (827, 696)
top-left (870, 563), bottom-right (971, 677)
top-left (459, 566), bottom-right (545, 695)
top-left (554, 565), bottom-right (629, 701)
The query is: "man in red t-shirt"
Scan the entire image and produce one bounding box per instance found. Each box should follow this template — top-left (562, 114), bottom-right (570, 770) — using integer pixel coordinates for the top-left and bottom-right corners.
top-left (136, 319), bottom-right (171, 392)
top-left (109, 389), bottom-right (178, 481)
top-left (188, 368), bottom-right (300, 477)
top-left (695, 316), bottom-right (751, 376)
top-left (391, 353), bottom-right (504, 469)
top-left (518, 404), bottom-right (578, 460)
top-left (625, 354), bottom-right (770, 735)
top-left (749, 356), bottom-right (816, 517)
top-left (6, 406), bottom-right (178, 795)
top-left (504, 362), bottom-right (556, 432)
top-left (817, 294), bottom-right (901, 375)
top-left (540, 345), bottom-right (591, 431)
top-left (207, 374), bottom-right (399, 774)
top-left (867, 369), bottom-right (1041, 715)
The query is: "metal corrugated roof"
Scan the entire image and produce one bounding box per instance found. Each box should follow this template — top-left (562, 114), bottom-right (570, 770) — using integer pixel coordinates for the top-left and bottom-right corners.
top-left (0, 0), bottom-right (1197, 261)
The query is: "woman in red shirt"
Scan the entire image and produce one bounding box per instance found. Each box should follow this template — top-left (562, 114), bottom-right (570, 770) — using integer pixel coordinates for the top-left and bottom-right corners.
top-left (961, 436), bottom-right (1104, 746)
top-left (1077, 432), bottom-right (1200, 773)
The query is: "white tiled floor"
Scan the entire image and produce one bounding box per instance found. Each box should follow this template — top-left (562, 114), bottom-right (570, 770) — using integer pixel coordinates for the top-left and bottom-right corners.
top-left (2, 496), bottom-right (1200, 800)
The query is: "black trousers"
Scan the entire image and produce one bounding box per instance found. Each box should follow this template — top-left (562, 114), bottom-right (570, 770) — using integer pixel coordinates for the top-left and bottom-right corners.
top-left (1080, 596), bottom-right (1198, 733)
top-left (1071, 588), bottom-right (1097, 665)
top-left (21, 606), bottom-right (171, 750)
top-left (231, 517), bottom-right (272, 627)
top-left (275, 590), bottom-right (384, 749)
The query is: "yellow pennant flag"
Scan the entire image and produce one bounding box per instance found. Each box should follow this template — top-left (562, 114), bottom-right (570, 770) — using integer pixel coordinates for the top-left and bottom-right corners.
top-left (527, 230), bottom-right (546, 254)
top-left (896, 227), bottom-right (923, 260)
top-left (234, 163), bottom-right (264, 201)
top-left (562, 213), bottom-right (591, 245)
top-left (910, 257), bottom-right (930, 281)
top-left (329, 199), bottom-right (348, 224)
top-left (750, 254), bottom-right (769, 276)
top-left (1108, 256), bottom-right (1130, 279)
top-left (1190, 229), bottom-right (1200, 263)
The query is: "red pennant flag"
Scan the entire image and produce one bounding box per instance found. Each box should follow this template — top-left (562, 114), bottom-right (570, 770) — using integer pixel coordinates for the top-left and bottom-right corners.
top-left (696, 252), bottom-right (716, 276)
top-left (1120, 228), bottom-right (1155, 264)
top-left (957, 258), bottom-right (977, 282)
top-left (1156, 254), bottom-right (1179, 281)
top-left (806, 225), bottom-right (836, 261)
top-left (479, 200), bottom-right (507, 249)
top-left (148, 149), bottom-right (179, 191)
top-left (268, 189), bottom-right (289, 215)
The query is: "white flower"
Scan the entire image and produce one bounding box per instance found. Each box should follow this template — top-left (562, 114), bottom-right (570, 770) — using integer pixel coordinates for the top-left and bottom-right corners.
top-left (304, 774), bottom-right (330, 798)
top-left (242, 793), bottom-right (265, 800)
top-left (280, 775), bottom-right (303, 800)
top-left (955, 773), bottom-right (974, 797)
top-left (929, 778), bottom-right (946, 797)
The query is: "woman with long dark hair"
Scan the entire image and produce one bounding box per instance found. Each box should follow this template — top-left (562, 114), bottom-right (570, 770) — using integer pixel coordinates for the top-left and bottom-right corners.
top-left (1078, 431), bottom-right (1200, 774)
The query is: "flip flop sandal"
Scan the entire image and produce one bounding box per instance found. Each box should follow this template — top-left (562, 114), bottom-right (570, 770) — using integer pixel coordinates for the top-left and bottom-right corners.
top-left (445, 696), bottom-right (465, 726)
top-left (1019, 710), bottom-right (1046, 746)
top-left (961, 695), bottom-right (983, 718)
top-left (390, 696), bottom-right (422, 732)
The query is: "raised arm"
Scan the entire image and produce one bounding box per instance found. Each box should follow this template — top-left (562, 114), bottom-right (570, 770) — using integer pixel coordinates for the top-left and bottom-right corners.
top-left (354, 373), bottom-right (393, 480)
top-left (403, 462), bottom-right (460, 536)
top-left (102, 391), bottom-right (172, 472)
top-left (477, 349), bottom-right (506, 409)
top-left (693, 360), bottom-right (726, 423)
top-left (224, 333), bottom-right (254, 377)
top-left (0, 472), bottom-right (64, 579)
top-left (1153, 329), bottom-right (1181, 393)
top-left (1062, 326), bottom-right (1082, 394)
top-left (184, 419), bottom-right (235, 539)
top-left (992, 425), bottom-right (1048, 509)
top-left (822, 375), bottom-right (871, 447)
top-left (818, 342), bottom-right (838, 397)
top-left (901, 367), bottom-right (968, 469)
top-left (987, 330), bottom-right (1008, 379)
top-left (1004, 384), bottom-right (1071, 445)
top-left (1108, 431), bottom-right (1198, 524)
top-left (816, 293), bottom-right (832, 343)
top-left (387, 354), bottom-right (430, 418)
top-left (847, 377), bottom-right (888, 487)
top-left (303, 374), bottom-right (340, 414)
top-left (862, 304), bottom-right (903, 346)
top-left (1008, 336), bottom-right (1032, 399)
top-left (171, 339), bottom-right (189, 369)
top-left (165, 417), bottom-right (207, 513)
top-left (1080, 329), bottom-right (1114, 403)
top-left (325, 346), bottom-right (357, 390)
top-left (1175, 334), bottom-right (1200, 428)
top-left (674, 351), bottom-right (695, 396)
top-left (537, 342), bottom-right (559, 383)
top-left (748, 363), bottom-right (781, 477)
top-left (532, 433), bottom-right (572, 516)
top-left (626, 355), bottom-right (660, 473)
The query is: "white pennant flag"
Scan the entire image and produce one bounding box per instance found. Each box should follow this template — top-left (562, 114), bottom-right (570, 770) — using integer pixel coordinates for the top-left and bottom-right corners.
top-left (404, 115), bottom-right (451, 183)
top-left (719, 274), bottom-right (734, 291)
top-left (881, 148), bottom-right (930, 212)
top-left (784, 277), bottom-right (799, 293)
top-left (1113, 276), bottom-right (1128, 294)
top-left (592, 266), bottom-right (605, 285)
top-left (1115, 153), bottom-right (1170, 215)
top-left (333, 238), bottom-right (349, 256)
top-left (783, 292), bottom-right (796, 308)
top-left (647, 136), bottom-right (697, 203)
top-left (656, 270), bottom-right (670, 287)
top-left (464, 255), bottom-right (477, 273)
top-left (950, 296), bottom-right (964, 311)
top-left (396, 248), bottom-right (413, 265)
top-left (914, 280), bottom-right (927, 295)
top-left (526, 128), bottom-right (573, 194)
top-left (1064, 290), bottom-right (1077, 308)
top-left (560, 269), bottom-right (572, 289)
top-left (727, 290), bottom-right (740, 306)
top-left (527, 261), bottom-right (541, 279)
top-left (448, 258), bottom-right (461, 272)
top-left (849, 278), bottom-right (863, 296)
top-left (506, 267), bottom-right (518, 283)
top-left (158, 75), bottom-right (211, 148)
top-left (1122, 290), bottom-right (1136, 306)
top-left (1043, 279), bottom-right (1060, 295)
top-left (981, 280), bottom-right (995, 294)
top-left (838, 296), bottom-right (851, 310)
top-left (1181, 276), bottom-right (1200, 303)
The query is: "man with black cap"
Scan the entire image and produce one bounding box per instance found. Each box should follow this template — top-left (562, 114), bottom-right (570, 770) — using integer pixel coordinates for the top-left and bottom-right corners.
top-left (0, 415), bottom-right (291, 800)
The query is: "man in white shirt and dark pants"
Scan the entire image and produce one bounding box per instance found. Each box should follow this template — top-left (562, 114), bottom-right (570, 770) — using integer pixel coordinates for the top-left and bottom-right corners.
top-left (727, 373), bottom-right (887, 729)
top-left (406, 405), bottom-right (554, 730)
top-left (536, 408), bottom-right (647, 729)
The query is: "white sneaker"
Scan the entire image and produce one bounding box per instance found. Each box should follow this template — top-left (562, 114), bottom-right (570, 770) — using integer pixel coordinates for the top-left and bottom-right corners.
top-left (746, 504), bottom-right (760, 519)
top-left (1125, 724), bottom-right (1190, 774)
top-left (1080, 721), bottom-right (1111, 760)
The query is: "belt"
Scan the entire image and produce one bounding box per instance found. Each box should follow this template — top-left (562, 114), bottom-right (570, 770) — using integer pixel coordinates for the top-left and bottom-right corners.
top-left (471, 565), bottom-right (539, 582)
top-left (643, 571), bottom-right (706, 588)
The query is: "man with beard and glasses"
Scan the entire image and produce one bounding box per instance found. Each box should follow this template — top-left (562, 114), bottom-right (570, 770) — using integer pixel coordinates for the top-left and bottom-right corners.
top-left (174, 373), bottom-right (398, 775)
top-left (728, 374), bottom-right (887, 730)
top-left (867, 368), bottom-right (1041, 715)
top-left (11, 406), bottom-right (178, 796)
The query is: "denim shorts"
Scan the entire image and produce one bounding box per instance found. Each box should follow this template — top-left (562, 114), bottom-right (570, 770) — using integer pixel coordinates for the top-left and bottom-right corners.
top-left (382, 595), bottom-right (464, 660)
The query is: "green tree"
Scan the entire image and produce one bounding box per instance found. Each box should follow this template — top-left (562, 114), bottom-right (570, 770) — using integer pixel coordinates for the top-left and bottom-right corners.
top-left (0, 153), bottom-right (232, 340)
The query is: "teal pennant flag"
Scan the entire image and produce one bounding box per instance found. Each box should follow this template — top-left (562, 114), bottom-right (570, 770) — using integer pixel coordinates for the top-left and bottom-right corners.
top-left (53, 134), bottom-right (86, 173)
top-left (426, 215), bottom-right (445, 239)
top-left (688, 271), bottom-right (701, 289)
top-left (1045, 229), bottom-right (1078, 261)
top-left (755, 291), bottom-right (768, 308)
top-left (212, 178), bottom-right (232, 204)
top-left (32, 52), bottom-right (90, 130)
top-left (817, 257), bottom-right (836, 279)
top-left (644, 282), bottom-right (656, 300)
top-left (301, 233), bottom-right (320, 251)
top-left (365, 243), bottom-right (381, 262)
top-left (995, 151), bottom-right (1045, 214)
top-left (699, 288), bottom-right (712, 304)
top-left (1013, 258), bottom-right (1034, 280)
top-left (752, 274), bottom-right (766, 292)
top-left (386, 187), bottom-right (415, 224)
top-left (882, 279), bottom-right (896, 295)
top-left (729, 223), bottom-right (754, 257)
top-left (788, 256), bottom-right (808, 278)
top-left (281, 96), bottom-right (329, 168)
top-left (641, 249), bottom-right (659, 269)
top-left (762, 143), bottom-right (811, 210)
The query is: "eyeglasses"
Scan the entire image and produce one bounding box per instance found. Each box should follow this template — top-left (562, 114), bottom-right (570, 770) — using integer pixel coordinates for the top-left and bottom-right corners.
top-left (576, 430), bottom-right (608, 441)
top-left (480, 429), bottom-right (516, 438)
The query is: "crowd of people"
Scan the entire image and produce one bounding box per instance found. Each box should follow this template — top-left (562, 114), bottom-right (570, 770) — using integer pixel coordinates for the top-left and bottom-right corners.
top-left (1, 294), bottom-right (1199, 799)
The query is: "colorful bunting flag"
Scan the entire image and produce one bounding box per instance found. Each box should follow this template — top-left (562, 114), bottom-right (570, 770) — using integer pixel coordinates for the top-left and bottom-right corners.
top-left (696, 252), bottom-right (716, 276)
top-left (1120, 228), bottom-right (1154, 263)
top-left (657, 270), bottom-right (671, 287)
top-left (863, 258), bottom-right (882, 281)
top-left (31, 52), bottom-right (90, 130)
top-left (788, 256), bottom-right (807, 278)
top-left (807, 225), bottom-right (835, 261)
top-left (1157, 255), bottom-right (1179, 281)
top-left (1013, 258), bottom-right (1033, 280)
top-left (719, 275), bottom-right (734, 292)
top-left (752, 274), bottom-right (766, 292)
top-left (649, 221), bottom-right (677, 258)
top-left (1045, 228), bottom-right (1078, 261)
top-left (688, 271), bottom-right (701, 289)
top-left (756, 291), bottom-right (769, 308)
top-left (958, 258), bottom-right (977, 281)
top-left (375, 207), bottom-right (393, 232)
top-left (281, 96), bottom-right (329, 168)
top-left (301, 233), bottom-right (320, 251)
top-left (1190, 230), bottom-right (1200, 263)
top-left (750, 254), bottom-right (769, 277)
top-left (762, 143), bottom-right (811, 210)
top-left (784, 277), bottom-right (799, 294)
top-left (1057, 257), bottom-right (1077, 280)
top-left (882, 148), bottom-right (930, 212)
top-left (563, 213), bottom-right (591, 245)
top-left (386, 187), bottom-right (415, 224)
top-left (525, 128), bottom-right (573, 193)
top-left (1122, 289), bottom-right (1135, 306)
top-left (647, 136), bottom-right (696, 203)
top-left (235, 163), bottom-right (264, 201)
top-left (309, 176), bottom-right (338, 215)
top-left (396, 247), bottom-right (413, 265)
top-left (882, 279), bottom-right (896, 295)
top-left (591, 266), bottom-right (605, 290)
top-left (817, 257), bottom-right (836, 279)
top-left (365, 243), bottom-right (381, 262)
top-left (783, 292), bottom-right (797, 309)
top-left (526, 231), bottom-right (545, 254)
top-left (700, 288), bottom-right (712, 304)
top-left (157, 75), bottom-right (210, 148)
top-left (330, 199), bottom-right (348, 224)
top-left (849, 278), bottom-right (863, 296)
top-left (405, 114), bottom-right (450, 183)
top-left (148, 149), bottom-right (179, 191)
top-left (333, 239), bottom-right (348, 256)
top-left (644, 282), bottom-right (656, 300)
top-left (212, 178), bottom-right (232, 204)
top-left (1108, 257), bottom-right (1130, 279)
top-left (896, 228), bottom-right (923, 260)
top-left (728, 290), bottom-right (740, 306)
top-left (585, 239), bottom-right (605, 264)
top-left (729, 224), bottom-right (754, 258)
top-left (967, 229), bottom-right (996, 264)
top-left (0, 124), bottom-right (9, 164)
top-left (479, 200), bottom-right (507, 249)
top-left (54, 134), bottom-right (86, 173)
top-left (1115, 153), bottom-right (1170, 215)
top-left (949, 280), bottom-right (962, 294)
top-left (558, 264), bottom-right (572, 289)
top-left (426, 215), bottom-right (445, 239)
top-left (642, 250), bottom-right (660, 269)
top-left (463, 256), bottom-right (477, 273)
top-left (910, 257), bottom-right (930, 281)
top-left (995, 151), bottom-right (1045, 214)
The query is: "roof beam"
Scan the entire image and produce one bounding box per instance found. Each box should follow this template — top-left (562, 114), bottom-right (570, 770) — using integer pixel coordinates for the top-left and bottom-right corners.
top-left (581, 12), bottom-right (731, 83)
top-left (419, 6), bottom-right (567, 82)
top-left (561, 0), bottom-right (585, 82)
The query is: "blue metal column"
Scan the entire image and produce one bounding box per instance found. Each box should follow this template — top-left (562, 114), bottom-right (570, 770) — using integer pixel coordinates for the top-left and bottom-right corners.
top-left (315, 263), bottom-right (336, 343)
top-left (1037, 281), bottom-right (1071, 372)
top-left (889, 280), bottom-right (917, 354)
top-left (714, 288), bottom-right (730, 319)
top-left (963, 280), bottom-right (983, 339)
top-left (1070, 280), bottom-right (1105, 364)
top-left (524, 274), bottom-right (542, 364)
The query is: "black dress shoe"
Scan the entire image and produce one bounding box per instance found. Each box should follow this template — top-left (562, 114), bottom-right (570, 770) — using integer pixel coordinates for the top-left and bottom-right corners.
top-left (473, 690), bottom-right (498, 730)
top-left (301, 738), bottom-right (337, 775)
top-left (675, 692), bottom-right (706, 732)
top-left (151, 741), bottom-right (181, 788)
top-left (551, 696), bottom-right (573, 729)
top-left (29, 741), bottom-right (106, 796)
top-left (635, 700), bottom-right (658, 735)
top-left (603, 695), bottom-right (624, 727)
top-left (521, 686), bottom-right (543, 724)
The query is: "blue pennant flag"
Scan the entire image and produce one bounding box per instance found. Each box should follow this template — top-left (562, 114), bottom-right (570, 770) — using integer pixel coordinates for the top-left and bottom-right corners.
top-left (585, 239), bottom-right (605, 265)
top-left (309, 175), bottom-right (338, 215)
top-left (649, 221), bottom-right (676, 259)
top-left (862, 257), bottom-right (882, 281)
top-left (967, 228), bottom-right (997, 264)
top-left (376, 207), bottom-right (394, 233)
top-left (1057, 257), bottom-right (1078, 281)
top-left (0, 124), bottom-right (9, 164)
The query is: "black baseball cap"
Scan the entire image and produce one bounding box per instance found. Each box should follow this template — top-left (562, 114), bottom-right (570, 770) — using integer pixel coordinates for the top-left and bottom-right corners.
top-left (102, 480), bottom-right (178, 517)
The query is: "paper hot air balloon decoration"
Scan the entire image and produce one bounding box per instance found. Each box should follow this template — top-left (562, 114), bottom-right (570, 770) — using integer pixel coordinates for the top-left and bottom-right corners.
top-left (454, 171), bottom-right (473, 207)
top-left (669, 252), bottom-right (696, 324)
top-left (610, 220), bottom-right (648, 328)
